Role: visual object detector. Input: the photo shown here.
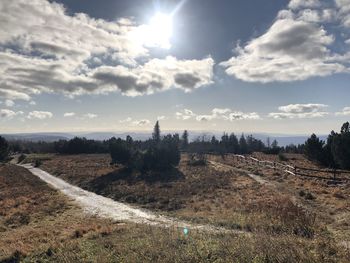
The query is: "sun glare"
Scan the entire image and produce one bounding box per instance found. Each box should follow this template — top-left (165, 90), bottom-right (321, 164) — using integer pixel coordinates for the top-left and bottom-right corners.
top-left (132, 12), bottom-right (173, 49)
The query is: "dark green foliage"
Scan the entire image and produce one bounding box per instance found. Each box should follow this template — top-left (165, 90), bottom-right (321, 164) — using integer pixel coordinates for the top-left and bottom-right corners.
top-left (34, 159), bottom-right (42, 167)
top-left (278, 152), bottom-right (288, 161)
top-left (330, 122), bottom-right (350, 169)
top-left (152, 121), bottom-right (161, 143)
top-left (108, 122), bottom-right (180, 173)
top-left (181, 130), bottom-right (189, 149)
top-left (0, 136), bottom-right (9, 161)
top-left (109, 138), bottom-right (132, 166)
top-left (304, 134), bottom-right (324, 162)
top-left (54, 137), bottom-right (108, 154)
top-left (143, 134), bottom-right (180, 171)
top-left (303, 122), bottom-right (350, 169)
top-left (239, 134), bottom-right (248, 154)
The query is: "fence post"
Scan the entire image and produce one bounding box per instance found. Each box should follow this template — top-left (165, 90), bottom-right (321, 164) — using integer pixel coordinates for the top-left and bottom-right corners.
top-left (333, 169), bottom-right (336, 180)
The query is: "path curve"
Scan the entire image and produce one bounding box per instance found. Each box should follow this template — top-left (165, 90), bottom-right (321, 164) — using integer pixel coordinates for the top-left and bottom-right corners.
top-left (18, 164), bottom-right (239, 233)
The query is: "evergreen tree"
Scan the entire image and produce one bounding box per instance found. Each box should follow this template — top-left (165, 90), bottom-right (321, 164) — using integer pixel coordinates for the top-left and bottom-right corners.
top-left (228, 133), bottom-right (239, 153)
top-left (0, 136), bottom-right (9, 161)
top-left (152, 121), bottom-right (161, 143)
top-left (304, 134), bottom-right (324, 162)
top-left (331, 122), bottom-right (350, 169)
top-left (239, 134), bottom-right (248, 154)
top-left (181, 130), bottom-right (189, 149)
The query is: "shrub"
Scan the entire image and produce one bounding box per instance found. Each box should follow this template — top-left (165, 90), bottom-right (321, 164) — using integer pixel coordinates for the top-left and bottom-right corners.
top-left (18, 154), bottom-right (26, 163)
top-left (278, 152), bottom-right (288, 161)
top-left (34, 159), bottom-right (42, 167)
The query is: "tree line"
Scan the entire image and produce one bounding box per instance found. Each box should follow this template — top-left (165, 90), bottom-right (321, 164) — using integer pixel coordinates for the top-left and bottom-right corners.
top-left (1, 121), bottom-right (349, 171)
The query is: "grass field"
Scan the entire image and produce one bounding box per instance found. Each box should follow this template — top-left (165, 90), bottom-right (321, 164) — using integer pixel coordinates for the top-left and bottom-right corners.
top-left (2, 153), bottom-right (350, 262)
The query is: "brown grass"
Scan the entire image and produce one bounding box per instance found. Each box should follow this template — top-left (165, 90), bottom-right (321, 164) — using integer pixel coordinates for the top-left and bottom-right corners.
top-left (1, 161), bottom-right (350, 262)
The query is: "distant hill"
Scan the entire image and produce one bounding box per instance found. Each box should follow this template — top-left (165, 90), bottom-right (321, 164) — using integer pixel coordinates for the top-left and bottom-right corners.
top-left (1, 133), bottom-right (73, 142)
top-left (0, 131), bottom-right (327, 147)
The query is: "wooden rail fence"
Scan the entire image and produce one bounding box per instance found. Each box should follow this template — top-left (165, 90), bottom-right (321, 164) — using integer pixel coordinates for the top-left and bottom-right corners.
top-left (200, 152), bottom-right (350, 182)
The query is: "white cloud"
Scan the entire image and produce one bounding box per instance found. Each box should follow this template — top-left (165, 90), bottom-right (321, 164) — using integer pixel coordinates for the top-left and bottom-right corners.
top-left (157, 116), bottom-right (166, 121)
top-left (92, 56), bottom-right (214, 96)
top-left (336, 0), bottom-right (350, 27)
top-left (228, 112), bottom-right (261, 120)
top-left (221, 0), bottom-right (350, 83)
top-left (4, 100), bottom-right (14, 107)
top-left (27, 111), bottom-right (53, 120)
top-left (0, 109), bottom-right (23, 119)
top-left (176, 109), bottom-right (196, 120)
top-left (132, 119), bottom-right (150, 126)
top-left (288, 0), bottom-right (321, 10)
top-left (29, 101), bottom-right (36, 106)
top-left (63, 112), bottom-right (75, 117)
top-left (269, 103), bottom-right (329, 119)
top-left (83, 113), bottom-right (98, 119)
top-left (335, 106), bottom-right (350, 116)
top-left (176, 108), bottom-right (261, 122)
top-left (120, 117), bottom-right (133, 123)
top-left (0, 0), bottom-right (215, 101)
top-left (220, 18), bottom-right (345, 83)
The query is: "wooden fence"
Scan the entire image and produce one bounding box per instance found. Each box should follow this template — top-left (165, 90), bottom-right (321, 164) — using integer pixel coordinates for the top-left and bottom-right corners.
top-left (206, 153), bottom-right (350, 182)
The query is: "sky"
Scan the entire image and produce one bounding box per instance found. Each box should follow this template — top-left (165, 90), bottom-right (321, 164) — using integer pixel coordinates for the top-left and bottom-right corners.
top-left (0, 0), bottom-right (350, 135)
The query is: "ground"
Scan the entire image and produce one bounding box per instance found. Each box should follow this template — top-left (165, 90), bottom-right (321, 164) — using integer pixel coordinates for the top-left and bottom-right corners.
top-left (1, 153), bottom-right (350, 262)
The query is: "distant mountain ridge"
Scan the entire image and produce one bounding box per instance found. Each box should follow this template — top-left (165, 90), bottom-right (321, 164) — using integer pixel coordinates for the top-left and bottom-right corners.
top-left (0, 131), bottom-right (328, 147)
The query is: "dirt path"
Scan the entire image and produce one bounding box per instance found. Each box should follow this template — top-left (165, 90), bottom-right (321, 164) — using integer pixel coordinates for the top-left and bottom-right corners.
top-left (209, 160), bottom-right (274, 186)
top-left (18, 163), bottom-right (239, 233)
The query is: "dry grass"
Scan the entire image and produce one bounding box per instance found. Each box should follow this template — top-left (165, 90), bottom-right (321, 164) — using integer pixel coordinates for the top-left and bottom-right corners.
top-left (12, 153), bottom-right (350, 262)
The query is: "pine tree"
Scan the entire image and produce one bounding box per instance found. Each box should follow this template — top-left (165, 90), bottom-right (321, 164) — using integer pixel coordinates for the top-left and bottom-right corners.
top-left (152, 121), bottom-right (161, 144)
top-left (0, 136), bottom-right (9, 161)
top-left (239, 134), bottom-right (248, 154)
top-left (181, 130), bottom-right (189, 149)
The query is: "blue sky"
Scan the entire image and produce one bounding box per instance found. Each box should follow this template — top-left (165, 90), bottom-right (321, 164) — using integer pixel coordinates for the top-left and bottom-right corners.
top-left (0, 0), bottom-right (349, 134)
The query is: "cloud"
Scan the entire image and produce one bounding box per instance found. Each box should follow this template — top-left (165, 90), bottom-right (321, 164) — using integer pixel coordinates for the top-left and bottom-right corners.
top-left (335, 106), bottom-right (350, 116)
top-left (176, 108), bottom-right (261, 121)
top-left (64, 112), bottom-right (75, 117)
top-left (27, 111), bottom-right (53, 120)
top-left (220, 18), bottom-right (346, 83)
top-left (157, 116), bottom-right (166, 121)
top-left (83, 113), bottom-right (98, 119)
top-left (0, 0), bottom-right (214, 101)
top-left (120, 117), bottom-right (133, 123)
top-left (221, 0), bottom-right (350, 83)
top-left (336, 0), bottom-right (350, 27)
top-left (288, 0), bottom-right (321, 10)
top-left (0, 109), bottom-right (23, 119)
top-left (228, 112), bottom-right (261, 120)
top-left (176, 109), bottom-right (196, 120)
top-left (92, 56), bottom-right (214, 96)
top-left (269, 103), bottom-right (329, 119)
top-left (132, 119), bottom-right (150, 126)
top-left (4, 100), bottom-right (14, 107)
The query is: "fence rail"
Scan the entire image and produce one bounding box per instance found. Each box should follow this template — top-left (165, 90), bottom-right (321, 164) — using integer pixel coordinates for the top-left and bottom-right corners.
top-left (199, 152), bottom-right (349, 182)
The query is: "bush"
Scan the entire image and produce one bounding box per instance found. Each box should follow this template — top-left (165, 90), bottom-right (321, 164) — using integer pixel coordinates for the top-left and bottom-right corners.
top-left (18, 154), bottom-right (26, 163)
top-left (34, 159), bottom-right (42, 167)
top-left (109, 138), bottom-right (132, 166)
top-left (278, 152), bottom-right (288, 161)
top-left (188, 153), bottom-right (207, 166)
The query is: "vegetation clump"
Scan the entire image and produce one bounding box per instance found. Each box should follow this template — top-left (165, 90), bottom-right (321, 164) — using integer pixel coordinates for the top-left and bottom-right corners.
top-left (304, 122), bottom-right (350, 169)
top-left (109, 121), bottom-right (180, 174)
top-left (0, 136), bottom-right (9, 161)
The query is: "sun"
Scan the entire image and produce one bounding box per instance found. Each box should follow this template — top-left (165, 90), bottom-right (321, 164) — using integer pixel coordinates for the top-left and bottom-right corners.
top-left (132, 12), bottom-right (173, 49)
